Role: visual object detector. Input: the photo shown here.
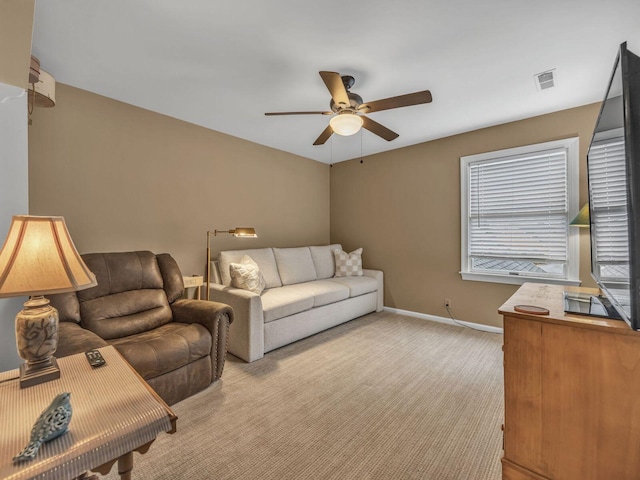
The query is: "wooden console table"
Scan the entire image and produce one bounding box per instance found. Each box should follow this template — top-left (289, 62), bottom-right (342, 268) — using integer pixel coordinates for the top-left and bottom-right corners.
top-left (0, 346), bottom-right (177, 480)
top-left (499, 283), bottom-right (640, 480)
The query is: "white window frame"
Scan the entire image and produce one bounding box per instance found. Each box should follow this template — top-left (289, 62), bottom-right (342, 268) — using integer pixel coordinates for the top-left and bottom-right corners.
top-left (460, 137), bottom-right (581, 286)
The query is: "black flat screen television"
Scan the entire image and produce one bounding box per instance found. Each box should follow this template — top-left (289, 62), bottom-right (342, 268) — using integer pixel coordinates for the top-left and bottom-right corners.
top-left (586, 42), bottom-right (640, 330)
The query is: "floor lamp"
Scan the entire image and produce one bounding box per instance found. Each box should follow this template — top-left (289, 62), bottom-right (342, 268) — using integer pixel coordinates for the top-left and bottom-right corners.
top-left (206, 228), bottom-right (257, 301)
top-left (0, 215), bottom-right (97, 388)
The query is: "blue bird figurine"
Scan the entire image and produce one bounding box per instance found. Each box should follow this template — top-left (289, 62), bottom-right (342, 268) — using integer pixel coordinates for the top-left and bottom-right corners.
top-left (13, 392), bottom-right (73, 463)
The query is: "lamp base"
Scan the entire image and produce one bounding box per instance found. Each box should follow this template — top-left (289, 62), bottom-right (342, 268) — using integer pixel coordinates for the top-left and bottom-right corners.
top-left (19, 356), bottom-right (60, 388)
top-left (15, 296), bottom-right (61, 389)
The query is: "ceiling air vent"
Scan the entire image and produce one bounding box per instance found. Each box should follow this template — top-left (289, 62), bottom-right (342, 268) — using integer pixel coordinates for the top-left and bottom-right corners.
top-left (534, 69), bottom-right (556, 91)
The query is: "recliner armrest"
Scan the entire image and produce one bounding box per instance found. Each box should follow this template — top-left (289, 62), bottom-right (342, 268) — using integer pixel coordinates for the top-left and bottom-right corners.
top-left (57, 322), bottom-right (109, 358)
top-left (171, 298), bottom-right (234, 329)
top-left (171, 299), bottom-right (234, 379)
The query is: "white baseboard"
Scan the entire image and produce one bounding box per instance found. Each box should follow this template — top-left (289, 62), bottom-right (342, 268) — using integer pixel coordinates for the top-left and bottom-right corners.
top-left (383, 306), bottom-right (504, 334)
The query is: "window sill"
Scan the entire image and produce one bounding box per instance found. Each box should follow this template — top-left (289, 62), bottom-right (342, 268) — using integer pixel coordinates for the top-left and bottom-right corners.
top-left (460, 271), bottom-right (581, 287)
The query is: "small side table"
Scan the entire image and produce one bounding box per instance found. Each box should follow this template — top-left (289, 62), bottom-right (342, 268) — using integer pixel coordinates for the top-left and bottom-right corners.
top-left (0, 346), bottom-right (177, 480)
top-left (183, 275), bottom-right (204, 300)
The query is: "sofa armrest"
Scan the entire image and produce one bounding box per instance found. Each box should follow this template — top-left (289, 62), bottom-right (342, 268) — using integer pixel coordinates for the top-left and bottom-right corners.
top-left (363, 269), bottom-right (384, 312)
top-left (57, 321), bottom-right (109, 358)
top-left (171, 299), bottom-right (234, 380)
top-left (208, 283), bottom-right (265, 362)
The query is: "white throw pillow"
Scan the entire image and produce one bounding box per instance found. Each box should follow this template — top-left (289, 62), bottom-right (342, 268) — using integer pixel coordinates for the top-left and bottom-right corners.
top-left (333, 248), bottom-right (363, 277)
top-left (229, 255), bottom-right (266, 294)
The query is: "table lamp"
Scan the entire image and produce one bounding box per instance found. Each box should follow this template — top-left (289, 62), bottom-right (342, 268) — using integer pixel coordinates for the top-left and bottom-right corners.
top-left (205, 227), bottom-right (257, 301)
top-left (0, 215), bottom-right (97, 388)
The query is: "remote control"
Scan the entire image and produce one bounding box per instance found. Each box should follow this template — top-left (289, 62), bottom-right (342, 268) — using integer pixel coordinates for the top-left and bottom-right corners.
top-left (85, 349), bottom-right (106, 368)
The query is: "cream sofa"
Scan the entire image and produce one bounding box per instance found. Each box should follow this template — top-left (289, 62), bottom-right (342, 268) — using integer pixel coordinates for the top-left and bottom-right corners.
top-left (208, 244), bottom-right (383, 362)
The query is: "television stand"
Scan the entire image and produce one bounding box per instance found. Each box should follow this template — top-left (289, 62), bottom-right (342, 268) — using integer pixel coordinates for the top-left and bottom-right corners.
top-left (499, 283), bottom-right (640, 480)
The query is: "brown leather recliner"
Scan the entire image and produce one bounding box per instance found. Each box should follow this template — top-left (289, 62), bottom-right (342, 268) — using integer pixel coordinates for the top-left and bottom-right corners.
top-left (48, 251), bottom-right (233, 406)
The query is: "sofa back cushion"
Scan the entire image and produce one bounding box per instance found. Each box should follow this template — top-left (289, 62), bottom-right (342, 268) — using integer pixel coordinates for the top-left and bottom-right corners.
top-left (77, 251), bottom-right (173, 340)
top-left (309, 244), bottom-right (342, 279)
top-left (218, 248), bottom-right (282, 289)
top-left (273, 247), bottom-right (317, 286)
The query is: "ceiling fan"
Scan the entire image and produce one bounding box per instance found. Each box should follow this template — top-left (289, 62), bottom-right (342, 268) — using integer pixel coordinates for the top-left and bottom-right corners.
top-left (265, 71), bottom-right (433, 145)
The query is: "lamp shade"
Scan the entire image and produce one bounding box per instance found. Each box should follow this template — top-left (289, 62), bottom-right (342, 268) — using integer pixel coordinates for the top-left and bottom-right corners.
top-left (0, 215), bottom-right (96, 297)
top-left (329, 113), bottom-right (363, 136)
top-left (569, 203), bottom-right (590, 228)
top-left (231, 227), bottom-right (258, 238)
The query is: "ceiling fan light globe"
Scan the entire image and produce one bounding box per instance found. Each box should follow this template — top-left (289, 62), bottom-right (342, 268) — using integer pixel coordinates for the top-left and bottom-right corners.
top-left (329, 113), bottom-right (363, 136)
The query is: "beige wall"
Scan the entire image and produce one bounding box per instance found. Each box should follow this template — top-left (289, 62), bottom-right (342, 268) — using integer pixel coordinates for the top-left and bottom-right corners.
top-left (27, 81), bottom-right (600, 328)
top-left (330, 103), bottom-right (601, 328)
top-left (0, 0), bottom-right (34, 89)
top-left (28, 84), bottom-right (330, 276)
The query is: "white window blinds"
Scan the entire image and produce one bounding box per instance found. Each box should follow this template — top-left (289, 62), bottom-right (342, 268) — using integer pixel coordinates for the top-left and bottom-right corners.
top-left (467, 147), bottom-right (569, 276)
top-left (589, 137), bottom-right (629, 278)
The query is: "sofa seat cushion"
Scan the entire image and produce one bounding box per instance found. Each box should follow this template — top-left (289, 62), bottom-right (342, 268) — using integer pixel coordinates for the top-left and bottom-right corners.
top-left (261, 286), bottom-right (315, 323)
top-left (328, 276), bottom-right (379, 298)
top-left (291, 280), bottom-right (350, 307)
top-left (110, 322), bottom-right (212, 379)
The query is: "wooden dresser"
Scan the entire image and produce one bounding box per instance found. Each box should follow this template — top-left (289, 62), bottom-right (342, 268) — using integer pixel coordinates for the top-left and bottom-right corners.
top-left (499, 283), bottom-right (640, 480)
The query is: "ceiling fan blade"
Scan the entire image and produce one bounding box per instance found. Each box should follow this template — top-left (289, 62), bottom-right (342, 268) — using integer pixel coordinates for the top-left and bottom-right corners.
top-left (361, 116), bottom-right (399, 142)
top-left (319, 71), bottom-right (350, 108)
top-left (313, 125), bottom-right (333, 145)
top-left (359, 90), bottom-right (432, 113)
top-left (265, 111), bottom-right (332, 116)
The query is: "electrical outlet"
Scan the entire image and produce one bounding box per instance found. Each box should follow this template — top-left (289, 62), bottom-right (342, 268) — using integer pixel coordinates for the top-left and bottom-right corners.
top-left (445, 298), bottom-right (451, 308)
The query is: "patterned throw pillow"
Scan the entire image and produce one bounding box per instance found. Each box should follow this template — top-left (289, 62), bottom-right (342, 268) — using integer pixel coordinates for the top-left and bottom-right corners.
top-left (229, 255), bottom-right (266, 294)
top-left (333, 248), bottom-right (363, 277)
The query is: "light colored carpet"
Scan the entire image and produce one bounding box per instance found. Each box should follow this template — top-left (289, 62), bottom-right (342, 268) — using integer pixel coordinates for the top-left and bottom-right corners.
top-left (105, 311), bottom-right (504, 479)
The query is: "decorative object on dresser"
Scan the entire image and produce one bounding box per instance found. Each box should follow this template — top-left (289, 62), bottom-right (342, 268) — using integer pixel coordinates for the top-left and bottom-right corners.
top-left (205, 227), bottom-right (257, 301)
top-left (500, 282), bottom-right (640, 480)
top-left (47, 251), bottom-right (234, 405)
top-left (208, 244), bottom-right (383, 362)
top-left (0, 215), bottom-right (97, 388)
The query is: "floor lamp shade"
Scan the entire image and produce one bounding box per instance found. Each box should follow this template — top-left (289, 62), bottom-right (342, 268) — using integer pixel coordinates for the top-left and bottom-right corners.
top-left (0, 215), bottom-right (97, 388)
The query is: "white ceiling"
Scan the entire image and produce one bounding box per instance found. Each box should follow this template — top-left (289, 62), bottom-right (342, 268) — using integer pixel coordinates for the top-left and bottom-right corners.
top-left (31, 0), bottom-right (640, 164)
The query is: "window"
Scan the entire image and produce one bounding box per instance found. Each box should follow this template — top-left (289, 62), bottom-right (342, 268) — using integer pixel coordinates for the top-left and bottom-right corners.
top-left (460, 138), bottom-right (580, 286)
